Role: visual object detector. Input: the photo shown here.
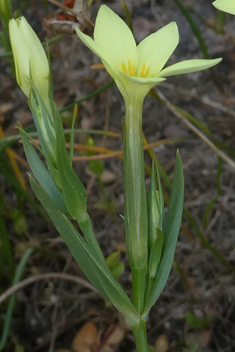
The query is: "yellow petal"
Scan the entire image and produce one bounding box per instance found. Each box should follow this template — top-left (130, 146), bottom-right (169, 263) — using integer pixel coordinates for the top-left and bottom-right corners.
top-left (137, 22), bottom-right (179, 76)
top-left (9, 19), bottom-right (31, 95)
top-left (94, 5), bottom-right (137, 72)
top-left (75, 26), bottom-right (117, 80)
top-left (19, 18), bottom-right (49, 94)
top-left (213, 0), bottom-right (235, 15)
top-left (9, 18), bottom-right (49, 99)
top-left (158, 58), bottom-right (222, 77)
top-left (120, 73), bottom-right (166, 86)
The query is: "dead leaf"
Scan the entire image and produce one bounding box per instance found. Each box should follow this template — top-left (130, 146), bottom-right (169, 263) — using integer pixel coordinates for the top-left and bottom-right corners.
top-left (72, 322), bottom-right (98, 352)
top-left (100, 171), bottom-right (116, 184)
top-left (99, 324), bottom-right (127, 352)
top-left (154, 334), bottom-right (169, 352)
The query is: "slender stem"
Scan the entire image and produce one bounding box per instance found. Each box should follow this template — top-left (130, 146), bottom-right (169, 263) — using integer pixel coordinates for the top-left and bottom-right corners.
top-left (131, 319), bottom-right (148, 352)
top-left (123, 97), bottom-right (148, 314)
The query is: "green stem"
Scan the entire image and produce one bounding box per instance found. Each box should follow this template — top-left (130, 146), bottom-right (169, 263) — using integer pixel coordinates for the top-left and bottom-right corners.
top-left (123, 97), bottom-right (148, 314)
top-left (131, 319), bottom-right (148, 352)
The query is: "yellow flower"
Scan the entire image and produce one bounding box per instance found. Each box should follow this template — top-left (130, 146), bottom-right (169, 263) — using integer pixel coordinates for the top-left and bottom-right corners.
top-left (75, 5), bottom-right (221, 101)
top-left (213, 0), bottom-right (235, 15)
top-left (9, 17), bottom-right (50, 100)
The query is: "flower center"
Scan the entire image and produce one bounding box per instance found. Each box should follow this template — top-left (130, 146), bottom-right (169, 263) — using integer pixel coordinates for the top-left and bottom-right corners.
top-left (121, 60), bottom-right (150, 78)
top-left (122, 59), bottom-right (136, 77)
top-left (140, 62), bottom-right (150, 78)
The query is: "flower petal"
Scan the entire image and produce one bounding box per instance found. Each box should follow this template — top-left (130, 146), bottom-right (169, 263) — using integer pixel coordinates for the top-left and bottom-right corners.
top-left (75, 27), bottom-right (118, 80)
top-left (9, 19), bottom-right (30, 90)
top-left (120, 72), bottom-right (166, 86)
top-left (75, 27), bottom-right (105, 62)
top-left (158, 58), bottom-right (222, 77)
top-left (213, 0), bottom-right (235, 15)
top-left (94, 5), bottom-right (137, 72)
top-left (19, 18), bottom-right (49, 84)
top-left (137, 22), bottom-right (179, 76)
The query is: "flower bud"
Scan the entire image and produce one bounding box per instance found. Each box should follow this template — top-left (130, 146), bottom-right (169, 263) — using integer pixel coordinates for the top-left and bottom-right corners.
top-left (9, 17), bottom-right (49, 100)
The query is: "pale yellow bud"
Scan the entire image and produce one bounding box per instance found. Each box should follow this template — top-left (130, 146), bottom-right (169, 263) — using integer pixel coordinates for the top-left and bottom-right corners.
top-left (9, 17), bottom-right (49, 99)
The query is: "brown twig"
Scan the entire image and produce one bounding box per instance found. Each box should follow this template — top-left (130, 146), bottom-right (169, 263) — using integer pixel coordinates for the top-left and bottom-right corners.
top-left (0, 273), bottom-right (97, 305)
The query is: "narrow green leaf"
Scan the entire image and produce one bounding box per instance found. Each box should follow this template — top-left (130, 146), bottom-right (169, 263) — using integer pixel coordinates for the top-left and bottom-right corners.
top-left (29, 176), bottom-right (139, 326)
top-left (0, 248), bottom-right (34, 351)
top-left (54, 106), bottom-right (88, 223)
top-left (69, 104), bottom-right (78, 166)
top-left (143, 151), bottom-right (184, 317)
top-left (19, 128), bottom-right (68, 215)
top-left (121, 1), bottom-right (133, 33)
top-left (0, 211), bottom-right (14, 280)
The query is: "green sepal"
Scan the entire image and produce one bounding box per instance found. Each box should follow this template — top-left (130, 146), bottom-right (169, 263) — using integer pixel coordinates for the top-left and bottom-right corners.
top-left (143, 151), bottom-right (184, 318)
top-left (29, 175), bottom-right (139, 327)
top-left (54, 104), bottom-right (88, 223)
top-left (19, 126), bottom-right (68, 215)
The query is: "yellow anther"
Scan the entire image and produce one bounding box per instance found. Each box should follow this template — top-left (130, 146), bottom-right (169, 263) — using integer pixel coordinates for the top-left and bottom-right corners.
top-left (145, 67), bottom-right (150, 77)
top-left (140, 62), bottom-right (146, 77)
top-left (140, 62), bottom-right (150, 78)
top-left (122, 62), bottom-right (128, 75)
top-left (128, 59), bottom-right (132, 75)
top-left (122, 60), bottom-right (136, 76)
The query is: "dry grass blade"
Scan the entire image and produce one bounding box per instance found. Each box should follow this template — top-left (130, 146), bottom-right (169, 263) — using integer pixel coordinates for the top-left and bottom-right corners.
top-left (0, 273), bottom-right (97, 305)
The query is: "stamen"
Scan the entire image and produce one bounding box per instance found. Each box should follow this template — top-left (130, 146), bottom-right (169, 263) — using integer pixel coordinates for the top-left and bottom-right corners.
top-left (128, 60), bottom-right (132, 75)
top-left (122, 62), bottom-right (128, 75)
top-left (122, 60), bottom-right (136, 76)
top-left (140, 62), bottom-right (146, 77)
top-left (145, 67), bottom-right (150, 76)
top-left (140, 62), bottom-right (150, 78)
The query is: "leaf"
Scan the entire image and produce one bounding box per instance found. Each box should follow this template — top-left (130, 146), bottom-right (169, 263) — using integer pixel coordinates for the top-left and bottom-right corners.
top-left (19, 127), bottom-right (68, 215)
top-left (143, 151), bottom-right (184, 316)
top-left (0, 248), bottom-right (34, 351)
top-left (29, 176), bottom-right (139, 326)
top-left (54, 105), bottom-right (88, 223)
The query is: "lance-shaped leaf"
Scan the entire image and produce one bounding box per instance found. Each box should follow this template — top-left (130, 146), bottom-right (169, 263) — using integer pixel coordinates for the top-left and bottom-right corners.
top-left (19, 127), bottom-right (68, 215)
top-left (143, 151), bottom-right (184, 318)
top-left (53, 105), bottom-right (88, 224)
top-left (29, 176), bottom-right (139, 327)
